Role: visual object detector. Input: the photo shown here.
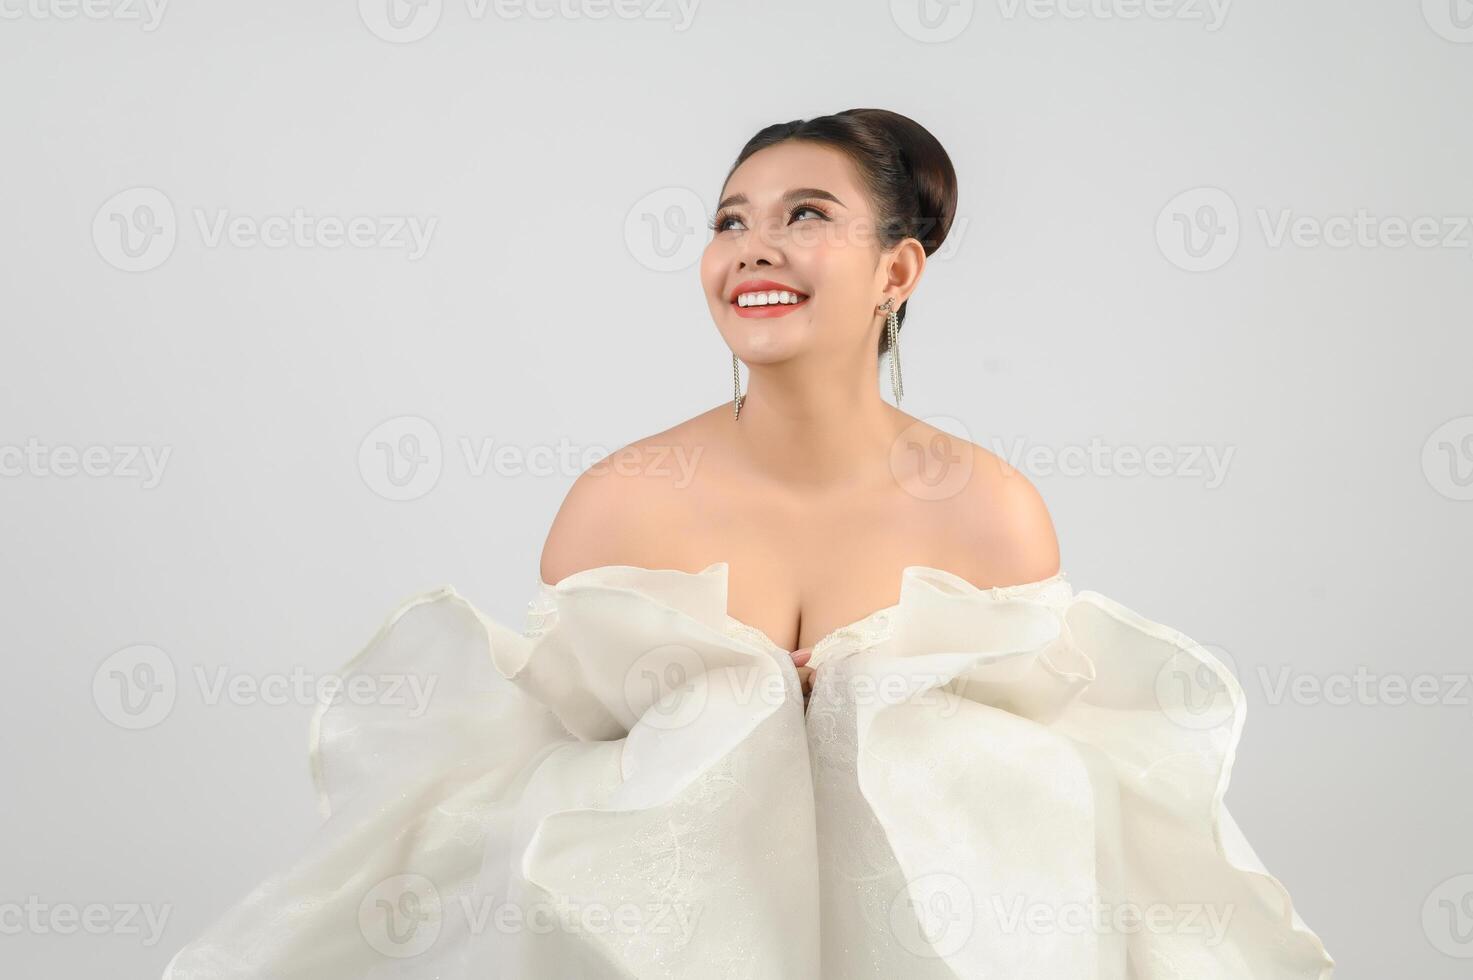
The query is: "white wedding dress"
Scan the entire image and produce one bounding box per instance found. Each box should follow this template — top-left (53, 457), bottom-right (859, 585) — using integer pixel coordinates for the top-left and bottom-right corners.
top-left (163, 562), bottom-right (1334, 978)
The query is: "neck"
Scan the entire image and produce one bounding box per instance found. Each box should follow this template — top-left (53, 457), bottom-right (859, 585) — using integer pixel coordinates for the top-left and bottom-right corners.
top-left (732, 353), bottom-right (904, 489)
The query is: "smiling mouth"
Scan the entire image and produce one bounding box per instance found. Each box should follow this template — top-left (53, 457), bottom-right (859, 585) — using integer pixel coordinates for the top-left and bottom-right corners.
top-left (730, 287), bottom-right (810, 318)
top-left (735, 289), bottom-right (806, 308)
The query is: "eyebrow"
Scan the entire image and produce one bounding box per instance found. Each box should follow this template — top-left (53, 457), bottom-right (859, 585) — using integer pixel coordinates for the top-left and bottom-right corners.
top-left (716, 187), bottom-right (847, 211)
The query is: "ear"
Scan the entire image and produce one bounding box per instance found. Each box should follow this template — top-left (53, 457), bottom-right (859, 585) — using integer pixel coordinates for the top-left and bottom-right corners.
top-left (880, 237), bottom-right (927, 306)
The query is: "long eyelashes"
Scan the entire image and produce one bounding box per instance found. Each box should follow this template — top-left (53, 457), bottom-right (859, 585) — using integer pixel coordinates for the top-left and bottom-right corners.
top-left (708, 203), bottom-right (832, 233)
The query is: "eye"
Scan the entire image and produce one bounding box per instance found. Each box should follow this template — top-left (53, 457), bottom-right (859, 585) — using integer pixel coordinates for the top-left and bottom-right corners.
top-left (709, 211), bottom-right (744, 233)
top-left (709, 203), bottom-right (831, 234)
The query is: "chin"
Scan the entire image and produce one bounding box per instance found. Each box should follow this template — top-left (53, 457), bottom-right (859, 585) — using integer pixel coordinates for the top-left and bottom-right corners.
top-left (729, 325), bottom-right (811, 360)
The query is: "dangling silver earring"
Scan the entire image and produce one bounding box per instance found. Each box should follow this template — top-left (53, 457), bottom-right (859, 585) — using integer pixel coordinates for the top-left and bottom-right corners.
top-left (880, 297), bottom-right (904, 406)
top-left (732, 352), bottom-right (745, 420)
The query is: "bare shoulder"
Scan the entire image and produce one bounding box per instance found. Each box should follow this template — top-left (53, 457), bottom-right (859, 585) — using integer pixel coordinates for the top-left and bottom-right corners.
top-left (958, 438), bottom-right (1060, 584)
top-left (538, 409), bottom-right (724, 586)
top-left (895, 417), bottom-right (1060, 586)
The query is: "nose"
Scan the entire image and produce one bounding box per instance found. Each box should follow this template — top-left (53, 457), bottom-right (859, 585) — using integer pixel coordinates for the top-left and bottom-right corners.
top-left (737, 214), bottom-right (783, 270)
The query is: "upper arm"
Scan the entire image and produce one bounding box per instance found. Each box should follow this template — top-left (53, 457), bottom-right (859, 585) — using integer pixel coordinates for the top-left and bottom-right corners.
top-left (540, 424), bottom-right (709, 585)
top-left (965, 446), bottom-right (1061, 585)
top-left (539, 462), bottom-right (638, 587)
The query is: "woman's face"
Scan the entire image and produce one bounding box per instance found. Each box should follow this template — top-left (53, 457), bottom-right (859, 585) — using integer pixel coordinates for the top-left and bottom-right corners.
top-left (701, 141), bottom-right (895, 365)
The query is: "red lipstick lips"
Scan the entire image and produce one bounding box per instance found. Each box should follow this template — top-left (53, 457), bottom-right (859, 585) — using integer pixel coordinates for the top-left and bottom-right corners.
top-left (729, 279), bottom-right (809, 319)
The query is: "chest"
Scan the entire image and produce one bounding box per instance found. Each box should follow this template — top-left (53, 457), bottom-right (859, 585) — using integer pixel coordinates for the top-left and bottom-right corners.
top-left (639, 474), bottom-right (979, 653)
top-left (699, 517), bottom-right (970, 653)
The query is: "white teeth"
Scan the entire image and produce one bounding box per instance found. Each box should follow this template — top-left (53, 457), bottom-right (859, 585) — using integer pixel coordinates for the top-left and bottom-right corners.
top-left (737, 290), bottom-right (805, 307)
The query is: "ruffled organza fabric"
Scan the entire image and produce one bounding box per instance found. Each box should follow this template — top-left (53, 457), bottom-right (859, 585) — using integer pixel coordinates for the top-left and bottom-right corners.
top-left (162, 563), bottom-right (1333, 979)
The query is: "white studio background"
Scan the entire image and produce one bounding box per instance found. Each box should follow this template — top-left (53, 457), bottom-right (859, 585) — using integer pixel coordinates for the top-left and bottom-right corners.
top-left (2, 2), bottom-right (1469, 977)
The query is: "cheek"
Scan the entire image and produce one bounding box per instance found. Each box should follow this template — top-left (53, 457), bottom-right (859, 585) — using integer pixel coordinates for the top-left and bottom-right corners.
top-left (699, 242), bottom-right (730, 299)
top-left (794, 241), bottom-right (866, 299)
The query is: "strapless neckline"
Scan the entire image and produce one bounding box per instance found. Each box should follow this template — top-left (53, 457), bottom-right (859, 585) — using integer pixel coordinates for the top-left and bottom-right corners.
top-left (536, 561), bottom-right (1069, 664)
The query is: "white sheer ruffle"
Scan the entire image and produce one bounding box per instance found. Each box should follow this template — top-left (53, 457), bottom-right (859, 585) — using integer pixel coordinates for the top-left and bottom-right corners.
top-left (808, 567), bottom-right (1333, 978)
top-left (163, 563), bottom-right (1333, 979)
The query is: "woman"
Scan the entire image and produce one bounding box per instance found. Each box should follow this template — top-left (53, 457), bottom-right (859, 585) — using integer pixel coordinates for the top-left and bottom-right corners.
top-left (164, 109), bottom-right (1334, 978)
top-left (542, 110), bottom-right (1058, 712)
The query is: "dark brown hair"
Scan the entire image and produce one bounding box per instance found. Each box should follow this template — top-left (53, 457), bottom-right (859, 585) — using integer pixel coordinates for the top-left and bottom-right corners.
top-left (720, 108), bottom-right (958, 356)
